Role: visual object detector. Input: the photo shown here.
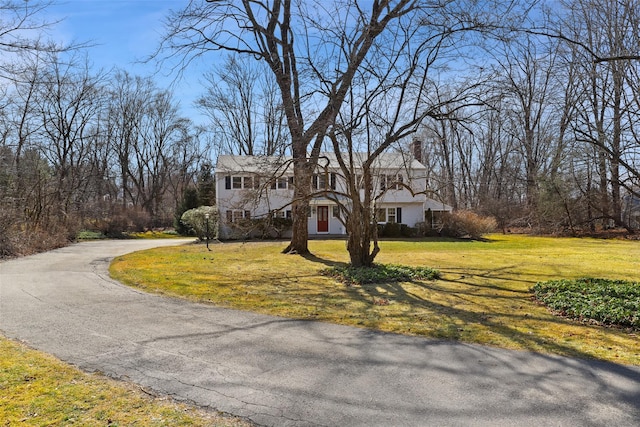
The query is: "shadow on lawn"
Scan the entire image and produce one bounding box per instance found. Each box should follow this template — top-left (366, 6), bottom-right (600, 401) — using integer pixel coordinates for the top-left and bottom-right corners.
top-left (300, 252), bottom-right (344, 268)
top-left (336, 264), bottom-right (635, 364)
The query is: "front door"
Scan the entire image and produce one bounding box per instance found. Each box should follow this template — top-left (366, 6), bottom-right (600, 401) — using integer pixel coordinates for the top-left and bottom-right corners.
top-left (317, 206), bottom-right (329, 233)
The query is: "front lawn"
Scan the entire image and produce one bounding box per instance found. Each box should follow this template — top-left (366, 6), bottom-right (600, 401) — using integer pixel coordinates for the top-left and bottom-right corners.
top-left (0, 337), bottom-right (251, 426)
top-left (110, 234), bottom-right (640, 365)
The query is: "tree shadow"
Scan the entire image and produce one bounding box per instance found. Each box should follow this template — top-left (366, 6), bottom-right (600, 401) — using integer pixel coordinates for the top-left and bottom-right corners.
top-left (339, 267), bottom-right (637, 364)
top-left (300, 252), bottom-right (345, 268)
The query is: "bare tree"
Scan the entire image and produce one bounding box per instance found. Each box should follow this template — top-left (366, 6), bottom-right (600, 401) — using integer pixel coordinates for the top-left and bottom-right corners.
top-left (35, 53), bottom-right (104, 223)
top-left (198, 55), bottom-right (288, 156)
top-left (558, 0), bottom-right (640, 231)
top-left (161, 0), bottom-right (425, 255)
top-left (106, 70), bottom-right (196, 226)
top-left (0, 1), bottom-right (77, 83)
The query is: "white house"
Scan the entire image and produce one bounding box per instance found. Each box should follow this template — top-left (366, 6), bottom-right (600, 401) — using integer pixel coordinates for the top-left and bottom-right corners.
top-left (215, 151), bottom-right (452, 239)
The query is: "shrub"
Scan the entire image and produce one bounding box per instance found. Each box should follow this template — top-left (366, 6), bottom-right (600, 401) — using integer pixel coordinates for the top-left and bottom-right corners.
top-left (180, 206), bottom-right (218, 240)
top-left (93, 206), bottom-right (153, 238)
top-left (321, 264), bottom-right (440, 286)
top-left (441, 210), bottom-right (497, 239)
top-left (227, 217), bottom-right (293, 240)
top-left (532, 278), bottom-right (640, 329)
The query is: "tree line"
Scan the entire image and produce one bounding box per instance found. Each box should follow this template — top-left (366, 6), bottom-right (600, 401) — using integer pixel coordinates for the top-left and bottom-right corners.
top-left (0, 49), bottom-right (210, 255)
top-left (2, 0), bottom-right (640, 262)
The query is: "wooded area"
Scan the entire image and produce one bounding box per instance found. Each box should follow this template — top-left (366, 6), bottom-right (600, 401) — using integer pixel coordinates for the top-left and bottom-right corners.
top-left (2, 0), bottom-right (640, 258)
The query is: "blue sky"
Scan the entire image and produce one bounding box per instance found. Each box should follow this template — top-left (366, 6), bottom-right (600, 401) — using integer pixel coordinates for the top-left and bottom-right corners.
top-left (47, 0), bottom-right (209, 124)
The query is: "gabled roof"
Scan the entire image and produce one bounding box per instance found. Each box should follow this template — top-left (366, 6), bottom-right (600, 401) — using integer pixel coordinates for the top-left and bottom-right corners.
top-left (216, 152), bottom-right (426, 173)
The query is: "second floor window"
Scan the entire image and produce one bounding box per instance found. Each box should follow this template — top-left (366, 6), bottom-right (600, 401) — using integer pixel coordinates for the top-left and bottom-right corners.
top-left (225, 175), bottom-right (260, 190)
top-left (379, 174), bottom-right (404, 191)
top-left (269, 176), bottom-right (293, 190)
top-left (313, 172), bottom-right (337, 190)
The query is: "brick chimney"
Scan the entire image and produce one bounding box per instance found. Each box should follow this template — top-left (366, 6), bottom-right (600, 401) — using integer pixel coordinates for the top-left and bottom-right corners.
top-left (412, 140), bottom-right (422, 163)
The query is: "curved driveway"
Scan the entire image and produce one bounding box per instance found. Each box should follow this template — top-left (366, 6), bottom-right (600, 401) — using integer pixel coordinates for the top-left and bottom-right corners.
top-left (1, 240), bottom-right (639, 426)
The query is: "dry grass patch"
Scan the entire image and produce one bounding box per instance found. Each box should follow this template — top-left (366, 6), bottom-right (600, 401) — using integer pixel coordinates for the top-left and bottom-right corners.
top-left (110, 235), bottom-right (640, 365)
top-left (0, 336), bottom-right (252, 426)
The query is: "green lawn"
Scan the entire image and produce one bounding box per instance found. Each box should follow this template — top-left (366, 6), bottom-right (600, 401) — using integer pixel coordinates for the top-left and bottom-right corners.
top-left (110, 234), bottom-right (640, 365)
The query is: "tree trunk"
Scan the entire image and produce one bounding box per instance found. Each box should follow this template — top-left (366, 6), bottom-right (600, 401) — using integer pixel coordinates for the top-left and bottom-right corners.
top-left (346, 211), bottom-right (379, 267)
top-left (344, 168), bottom-right (379, 267)
top-left (282, 157), bottom-right (311, 255)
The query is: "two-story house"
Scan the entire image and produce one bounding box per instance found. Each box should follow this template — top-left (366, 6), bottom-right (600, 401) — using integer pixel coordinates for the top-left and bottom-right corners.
top-left (215, 151), bottom-right (451, 239)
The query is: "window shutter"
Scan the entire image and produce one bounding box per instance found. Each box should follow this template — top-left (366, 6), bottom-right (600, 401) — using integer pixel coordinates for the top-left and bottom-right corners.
top-left (225, 175), bottom-right (231, 190)
top-left (312, 174), bottom-right (318, 190)
top-left (397, 207), bottom-right (402, 224)
top-left (330, 173), bottom-right (336, 190)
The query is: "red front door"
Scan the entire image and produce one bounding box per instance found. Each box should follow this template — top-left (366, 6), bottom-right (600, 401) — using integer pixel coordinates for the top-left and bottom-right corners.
top-left (317, 206), bottom-right (329, 233)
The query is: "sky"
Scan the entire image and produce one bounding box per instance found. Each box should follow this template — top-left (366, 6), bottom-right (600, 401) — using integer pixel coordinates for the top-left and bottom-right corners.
top-left (46, 0), bottom-right (209, 125)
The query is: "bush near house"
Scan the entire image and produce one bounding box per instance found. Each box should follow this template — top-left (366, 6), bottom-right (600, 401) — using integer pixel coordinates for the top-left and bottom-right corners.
top-left (180, 206), bottom-right (219, 240)
top-left (377, 222), bottom-right (417, 238)
top-left (440, 210), bottom-right (497, 239)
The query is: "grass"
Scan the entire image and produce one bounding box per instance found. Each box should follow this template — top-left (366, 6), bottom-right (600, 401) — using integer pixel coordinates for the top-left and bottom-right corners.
top-left (126, 230), bottom-right (182, 239)
top-left (110, 234), bottom-right (640, 365)
top-left (0, 337), bottom-right (252, 426)
top-left (76, 230), bottom-right (106, 240)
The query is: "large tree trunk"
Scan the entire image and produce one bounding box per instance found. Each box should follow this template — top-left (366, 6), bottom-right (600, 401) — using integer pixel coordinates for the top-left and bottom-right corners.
top-left (346, 207), bottom-right (379, 267)
top-left (345, 168), bottom-right (379, 267)
top-left (282, 156), bottom-right (311, 255)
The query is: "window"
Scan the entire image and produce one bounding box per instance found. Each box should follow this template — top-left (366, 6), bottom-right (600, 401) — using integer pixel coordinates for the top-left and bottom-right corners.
top-left (243, 176), bottom-right (253, 189)
top-left (227, 175), bottom-right (257, 190)
top-left (277, 177), bottom-right (288, 189)
top-left (286, 210), bottom-right (292, 219)
top-left (318, 174), bottom-right (327, 190)
top-left (332, 206), bottom-right (340, 218)
top-left (379, 174), bottom-right (403, 191)
top-left (376, 207), bottom-right (402, 223)
top-left (313, 173), bottom-right (326, 190)
top-left (387, 208), bottom-right (397, 223)
top-left (226, 210), bottom-right (250, 223)
top-left (232, 176), bottom-right (242, 189)
top-left (313, 173), bottom-right (336, 191)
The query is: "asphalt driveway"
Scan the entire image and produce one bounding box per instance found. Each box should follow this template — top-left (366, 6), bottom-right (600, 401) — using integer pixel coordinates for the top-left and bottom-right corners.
top-left (1, 239), bottom-right (639, 426)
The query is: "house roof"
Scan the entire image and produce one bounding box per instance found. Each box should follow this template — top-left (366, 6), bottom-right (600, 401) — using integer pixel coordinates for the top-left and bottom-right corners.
top-left (424, 199), bottom-right (453, 212)
top-left (216, 152), bottom-right (426, 173)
